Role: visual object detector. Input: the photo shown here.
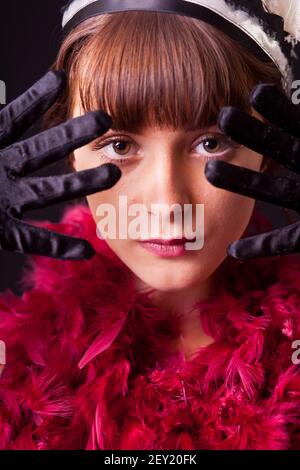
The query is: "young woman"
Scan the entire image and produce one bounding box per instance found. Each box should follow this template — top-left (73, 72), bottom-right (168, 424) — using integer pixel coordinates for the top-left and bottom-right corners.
top-left (0, 0), bottom-right (300, 450)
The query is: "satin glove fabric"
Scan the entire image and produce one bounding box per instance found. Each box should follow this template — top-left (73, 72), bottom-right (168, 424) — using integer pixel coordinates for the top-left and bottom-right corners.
top-left (0, 70), bottom-right (121, 260)
top-left (205, 83), bottom-right (300, 260)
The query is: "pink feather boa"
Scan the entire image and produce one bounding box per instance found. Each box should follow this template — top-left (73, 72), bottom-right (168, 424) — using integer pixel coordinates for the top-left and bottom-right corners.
top-left (0, 203), bottom-right (300, 450)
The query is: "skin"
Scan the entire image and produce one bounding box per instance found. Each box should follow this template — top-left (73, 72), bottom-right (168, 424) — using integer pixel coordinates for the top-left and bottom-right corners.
top-left (72, 103), bottom-right (265, 360)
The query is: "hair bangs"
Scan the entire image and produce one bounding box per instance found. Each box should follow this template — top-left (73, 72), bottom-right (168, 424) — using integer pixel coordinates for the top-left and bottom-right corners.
top-left (69, 11), bottom-right (268, 133)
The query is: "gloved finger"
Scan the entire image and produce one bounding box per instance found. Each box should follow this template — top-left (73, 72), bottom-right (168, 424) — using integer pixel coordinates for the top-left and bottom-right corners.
top-left (226, 221), bottom-right (300, 260)
top-left (1, 215), bottom-right (96, 260)
top-left (5, 110), bottom-right (112, 175)
top-left (0, 71), bottom-right (66, 149)
top-left (218, 107), bottom-right (300, 173)
top-left (250, 83), bottom-right (300, 137)
top-left (204, 160), bottom-right (300, 212)
top-left (19, 163), bottom-right (121, 211)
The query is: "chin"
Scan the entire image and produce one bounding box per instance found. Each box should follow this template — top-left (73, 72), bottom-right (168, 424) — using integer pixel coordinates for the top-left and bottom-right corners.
top-left (131, 264), bottom-right (212, 293)
top-left (107, 240), bottom-right (225, 292)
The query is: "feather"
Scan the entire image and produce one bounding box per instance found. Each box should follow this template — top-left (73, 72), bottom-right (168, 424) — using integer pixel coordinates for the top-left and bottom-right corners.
top-left (78, 314), bottom-right (128, 369)
top-left (262, 0), bottom-right (300, 42)
top-left (0, 203), bottom-right (300, 449)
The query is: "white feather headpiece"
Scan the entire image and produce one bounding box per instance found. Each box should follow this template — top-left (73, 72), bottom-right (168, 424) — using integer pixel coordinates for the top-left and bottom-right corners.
top-left (262, 0), bottom-right (300, 43)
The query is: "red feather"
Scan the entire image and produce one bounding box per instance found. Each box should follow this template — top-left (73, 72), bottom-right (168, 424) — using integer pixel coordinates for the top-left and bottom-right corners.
top-left (0, 203), bottom-right (300, 449)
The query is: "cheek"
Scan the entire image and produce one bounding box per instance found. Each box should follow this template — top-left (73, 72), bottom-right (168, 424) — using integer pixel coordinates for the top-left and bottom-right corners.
top-left (205, 189), bottom-right (255, 246)
top-left (86, 172), bottom-right (132, 227)
top-left (74, 145), bottom-right (132, 226)
top-left (201, 148), bottom-right (262, 252)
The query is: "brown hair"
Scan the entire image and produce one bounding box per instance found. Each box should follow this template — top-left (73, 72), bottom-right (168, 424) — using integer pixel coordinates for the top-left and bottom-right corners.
top-left (45, 11), bottom-right (283, 171)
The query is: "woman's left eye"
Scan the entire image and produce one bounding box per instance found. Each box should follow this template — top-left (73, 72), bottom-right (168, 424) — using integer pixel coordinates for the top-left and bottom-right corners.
top-left (193, 134), bottom-right (237, 159)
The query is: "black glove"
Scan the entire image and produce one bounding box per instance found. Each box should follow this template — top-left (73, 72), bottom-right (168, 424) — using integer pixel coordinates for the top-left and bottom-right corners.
top-left (204, 83), bottom-right (300, 260)
top-left (0, 70), bottom-right (121, 260)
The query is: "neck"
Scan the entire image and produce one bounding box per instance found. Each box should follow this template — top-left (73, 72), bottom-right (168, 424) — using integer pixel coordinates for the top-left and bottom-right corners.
top-left (133, 271), bottom-right (220, 360)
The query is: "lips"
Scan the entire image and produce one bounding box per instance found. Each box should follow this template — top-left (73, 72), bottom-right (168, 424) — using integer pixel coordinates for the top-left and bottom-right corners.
top-left (139, 237), bottom-right (196, 245)
top-left (138, 237), bottom-right (196, 258)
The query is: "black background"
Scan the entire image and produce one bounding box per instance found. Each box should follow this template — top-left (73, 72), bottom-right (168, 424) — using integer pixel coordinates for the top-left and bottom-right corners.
top-left (0, 1), bottom-right (74, 295)
top-left (0, 0), bottom-right (299, 295)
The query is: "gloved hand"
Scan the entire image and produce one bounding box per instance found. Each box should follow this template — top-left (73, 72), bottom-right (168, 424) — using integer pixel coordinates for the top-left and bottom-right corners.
top-left (0, 70), bottom-right (121, 260)
top-left (204, 83), bottom-right (300, 260)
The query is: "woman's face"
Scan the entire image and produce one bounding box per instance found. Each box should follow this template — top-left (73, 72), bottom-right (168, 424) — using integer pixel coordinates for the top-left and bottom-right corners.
top-left (72, 103), bottom-right (264, 293)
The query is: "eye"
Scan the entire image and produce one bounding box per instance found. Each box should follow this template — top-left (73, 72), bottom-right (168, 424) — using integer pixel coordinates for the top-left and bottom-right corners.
top-left (92, 136), bottom-right (139, 164)
top-left (192, 133), bottom-right (240, 160)
top-left (202, 138), bottom-right (222, 153)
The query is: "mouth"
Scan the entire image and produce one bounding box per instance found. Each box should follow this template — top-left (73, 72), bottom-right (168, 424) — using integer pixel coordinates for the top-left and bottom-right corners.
top-left (138, 237), bottom-right (196, 257)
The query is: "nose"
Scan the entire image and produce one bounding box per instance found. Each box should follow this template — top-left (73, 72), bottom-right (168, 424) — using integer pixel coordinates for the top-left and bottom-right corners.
top-left (139, 150), bottom-right (192, 221)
